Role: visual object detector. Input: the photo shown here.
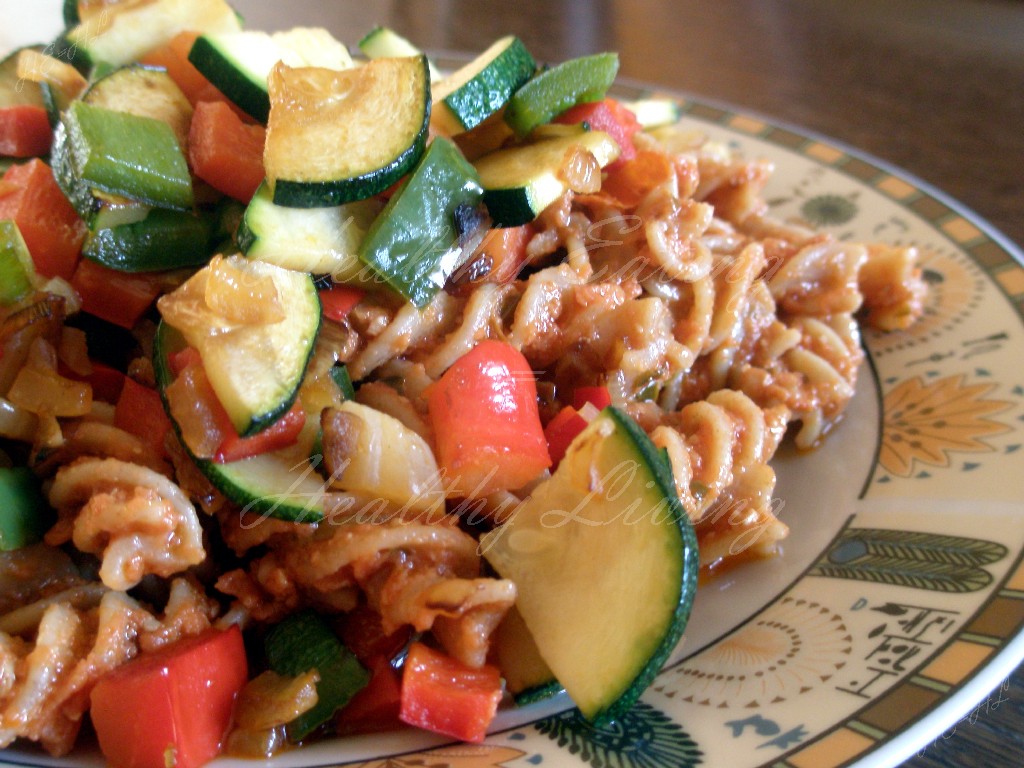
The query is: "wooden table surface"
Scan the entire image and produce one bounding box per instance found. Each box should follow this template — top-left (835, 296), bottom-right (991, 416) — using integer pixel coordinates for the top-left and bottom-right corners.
top-left (229, 1), bottom-right (1024, 766)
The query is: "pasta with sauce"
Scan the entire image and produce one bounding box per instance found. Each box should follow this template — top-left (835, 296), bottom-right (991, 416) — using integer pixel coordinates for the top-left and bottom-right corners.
top-left (0, 8), bottom-right (928, 761)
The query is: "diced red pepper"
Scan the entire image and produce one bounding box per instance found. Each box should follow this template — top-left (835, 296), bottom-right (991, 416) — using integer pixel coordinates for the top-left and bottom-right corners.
top-left (399, 642), bottom-right (502, 743)
top-left (70, 259), bottom-right (163, 329)
top-left (335, 655), bottom-right (403, 736)
top-left (544, 405), bottom-right (589, 468)
top-left (213, 401), bottom-right (306, 464)
top-left (572, 385), bottom-right (612, 412)
top-left (554, 97), bottom-right (642, 169)
top-left (0, 106), bottom-right (52, 158)
top-left (0, 159), bottom-right (86, 280)
top-left (426, 340), bottom-right (551, 497)
top-left (188, 100), bottom-right (266, 203)
top-left (89, 626), bottom-right (248, 768)
top-left (115, 377), bottom-right (171, 457)
top-left (319, 284), bottom-right (365, 323)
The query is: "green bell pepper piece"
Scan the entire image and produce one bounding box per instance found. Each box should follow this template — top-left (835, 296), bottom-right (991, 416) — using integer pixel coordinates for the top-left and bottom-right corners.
top-left (63, 100), bottom-right (193, 210)
top-left (504, 52), bottom-right (619, 137)
top-left (358, 137), bottom-right (484, 307)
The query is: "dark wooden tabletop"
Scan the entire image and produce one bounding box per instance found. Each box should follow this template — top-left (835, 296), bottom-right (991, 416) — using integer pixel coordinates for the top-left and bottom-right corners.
top-left (229, 2), bottom-right (1024, 766)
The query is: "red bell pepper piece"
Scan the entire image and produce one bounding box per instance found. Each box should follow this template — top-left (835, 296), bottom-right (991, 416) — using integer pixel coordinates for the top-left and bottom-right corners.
top-left (0, 159), bottom-right (86, 280)
top-left (115, 377), bottom-right (172, 458)
top-left (572, 385), bottom-right (612, 412)
top-left (89, 626), bottom-right (248, 768)
top-left (188, 100), bottom-right (266, 203)
top-left (213, 400), bottom-right (306, 464)
top-left (554, 97), bottom-right (641, 169)
top-left (399, 642), bottom-right (502, 743)
top-left (544, 405), bottom-right (589, 468)
top-left (0, 106), bottom-right (52, 157)
top-left (70, 259), bottom-right (163, 329)
top-left (319, 284), bottom-right (365, 323)
top-left (426, 340), bottom-right (551, 497)
top-left (335, 655), bottom-right (403, 735)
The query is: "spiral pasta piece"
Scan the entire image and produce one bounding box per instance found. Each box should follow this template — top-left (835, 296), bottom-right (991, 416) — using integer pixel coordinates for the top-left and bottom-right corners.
top-left (47, 458), bottom-right (205, 591)
top-left (652, 389), bottom-right (789, 565)
top-left (859, 243), bottom-right (928, 331)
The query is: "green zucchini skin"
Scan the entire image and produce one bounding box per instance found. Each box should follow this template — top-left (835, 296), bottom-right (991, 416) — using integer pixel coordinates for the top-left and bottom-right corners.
top-left (597, 406), bottom-right (698, 725)
top-left (153, 322), bottom-right (328, 524)
top-left (474, 131), bottom-right (620, 227)
top-left (264, 610), bottom-right (370, 741)
top-left (270, 123), bottom-right (428, 209)
top-left (432, 36), bottom-right (536, 134)
top-left (187, 33), bottom-right (272, 123)
top-left (481, 406), bottom-right (698, 724)
top-left (269, 56), bottom-right (432, 209)
top-left (82, 209), bottom-right (214, 273)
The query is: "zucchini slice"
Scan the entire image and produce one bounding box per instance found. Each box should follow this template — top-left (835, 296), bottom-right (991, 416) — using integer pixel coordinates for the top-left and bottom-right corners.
top-left (358, 136), bottom-right (484, 307)
top-left (475, 130), bottom-right (620, 227)
top-left (504, 52), bottom-right (619, 137)
top-left (82, 208), bottom-right (214, 273)
top-left (0, 47), bottom-right (45, 109)
top-left (266, 56), bottom-right (430, 208)
top-left (358, 25), bottom-right (441, 81)
top-left (64, 0), bottom-right (241, 68)
top-left (154, 323), bottom-right (328, 524)
top-left (156, 255), bottom-right (320, 436)
top-left (83, 65), bottom-right (193, 150)
top-left (237, 181), bottom-right (381, 280)
top-left (492, 606), bottom-right (559, 702)
top-left (13, 48), bottom-right (88, 124)
top-left (626, 97), bottom-right (682, 129)
top-left (189, 27), bottom-right (354, 124)
top-left (264, 611), bottom-right (370, 741)
top-left (431, 36), bottom-right (536, 135)
top-left (480, 407), bottom-right (698, 723)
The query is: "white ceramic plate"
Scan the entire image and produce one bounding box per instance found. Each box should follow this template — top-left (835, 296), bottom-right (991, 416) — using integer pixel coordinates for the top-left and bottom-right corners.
top-left (2, 4), bottom-right (1024, 768)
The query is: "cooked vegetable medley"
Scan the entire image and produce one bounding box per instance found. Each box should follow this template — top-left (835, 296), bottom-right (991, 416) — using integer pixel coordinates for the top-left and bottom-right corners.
top-left (0, 1), bottom-right (927, 766)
